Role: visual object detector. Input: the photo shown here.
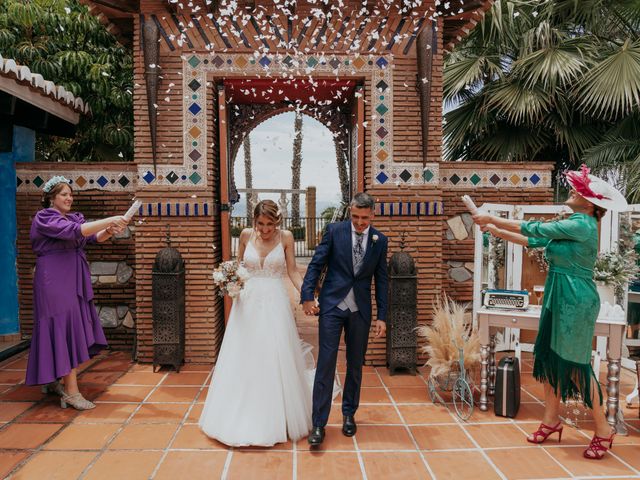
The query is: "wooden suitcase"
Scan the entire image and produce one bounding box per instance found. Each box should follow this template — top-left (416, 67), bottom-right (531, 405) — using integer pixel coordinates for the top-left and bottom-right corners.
top-left (494, 356), bottom-right (521, 418)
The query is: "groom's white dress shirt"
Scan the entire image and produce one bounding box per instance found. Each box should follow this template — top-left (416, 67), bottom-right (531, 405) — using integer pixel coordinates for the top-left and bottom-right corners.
top-left (337, 225), bottom-right (370, 312)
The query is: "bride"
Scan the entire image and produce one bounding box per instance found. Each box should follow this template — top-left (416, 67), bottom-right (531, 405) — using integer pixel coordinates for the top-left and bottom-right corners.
top-left (199, 199), bottom-right (315, 446)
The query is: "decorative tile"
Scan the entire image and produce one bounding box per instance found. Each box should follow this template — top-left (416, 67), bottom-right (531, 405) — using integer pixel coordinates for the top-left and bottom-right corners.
top-left (142, 171), bottom-right (156, 184)
top-left (188, 103), bottom-right (201, 115)
top-left (439, 167), bottom-right (552, 189)
top-left (15, 169), bottom-right (136, 192)
top-left (188, 79), bottom-right (201, 91)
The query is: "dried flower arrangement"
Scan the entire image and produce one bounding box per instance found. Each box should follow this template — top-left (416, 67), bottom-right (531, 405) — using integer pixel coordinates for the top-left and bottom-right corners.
top-left (417, 297), bottom-right (481, 378)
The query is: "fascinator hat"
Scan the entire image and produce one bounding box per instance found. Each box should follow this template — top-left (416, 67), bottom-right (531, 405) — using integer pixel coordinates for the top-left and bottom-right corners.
top-left (565, 165), bottom-right (628, 212)
top-left (42, 175), bottom-right (71, 193)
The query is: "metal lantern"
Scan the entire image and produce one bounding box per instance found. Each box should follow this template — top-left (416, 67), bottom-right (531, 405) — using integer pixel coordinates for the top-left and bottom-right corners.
top-left (152, 227), bottom-right (185, 372)
top-left (386, 239), bottom-right (418, 375)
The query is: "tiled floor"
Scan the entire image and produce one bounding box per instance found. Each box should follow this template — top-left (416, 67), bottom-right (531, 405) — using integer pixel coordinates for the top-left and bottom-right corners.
top-left (1, 348), bottom-right (640, 479)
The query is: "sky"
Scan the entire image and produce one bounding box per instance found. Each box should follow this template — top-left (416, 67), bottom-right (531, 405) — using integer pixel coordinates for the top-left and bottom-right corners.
top-left (232, 111), bottom-right (342, 216)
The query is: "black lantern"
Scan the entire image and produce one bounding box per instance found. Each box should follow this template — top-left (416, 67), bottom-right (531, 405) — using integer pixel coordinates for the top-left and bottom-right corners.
top-left (386, 236), bottom-right (418, 375)
top-left (152, 226), bottom-right (185, 372)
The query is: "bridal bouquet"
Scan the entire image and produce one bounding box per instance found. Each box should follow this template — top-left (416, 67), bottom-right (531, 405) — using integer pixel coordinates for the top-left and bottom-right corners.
top-left (213, 260), bottom-right (250, 298)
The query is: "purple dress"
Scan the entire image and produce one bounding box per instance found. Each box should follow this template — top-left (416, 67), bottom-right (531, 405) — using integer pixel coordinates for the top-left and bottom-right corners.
top-left (25, 209), bottom-right (108, 385)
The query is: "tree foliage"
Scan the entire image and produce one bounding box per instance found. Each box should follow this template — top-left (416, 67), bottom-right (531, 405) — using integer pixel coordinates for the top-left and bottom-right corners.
top-left (445, 0), bottom-right (640, 201)
top-left (0, 0), bottom-right (133, 161)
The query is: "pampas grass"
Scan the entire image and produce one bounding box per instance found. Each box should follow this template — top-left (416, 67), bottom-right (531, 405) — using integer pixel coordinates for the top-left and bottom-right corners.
top-left (417, 296), bottom-right (481, 378)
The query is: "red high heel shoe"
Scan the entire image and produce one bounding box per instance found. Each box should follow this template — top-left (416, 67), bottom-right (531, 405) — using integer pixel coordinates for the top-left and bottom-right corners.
top-left (527, 421), bottom-right (563, 444)
top-left (583, 432), bottom-right (614, 460)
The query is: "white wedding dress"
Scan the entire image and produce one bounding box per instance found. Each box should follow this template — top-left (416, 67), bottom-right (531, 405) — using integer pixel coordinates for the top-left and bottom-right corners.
top-left (199, 238), bottom-right (315, 446)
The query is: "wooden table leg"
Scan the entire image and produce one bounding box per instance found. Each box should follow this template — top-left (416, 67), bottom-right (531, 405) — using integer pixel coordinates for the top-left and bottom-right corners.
top-left (489, 334), bottom-right (496, 396)
top-left (480, 344), bottom-right (490, 411)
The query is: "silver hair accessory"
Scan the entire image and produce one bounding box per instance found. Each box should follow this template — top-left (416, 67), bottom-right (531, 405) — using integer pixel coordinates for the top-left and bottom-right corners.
top-left (42, 175), bottom-right (71, 193)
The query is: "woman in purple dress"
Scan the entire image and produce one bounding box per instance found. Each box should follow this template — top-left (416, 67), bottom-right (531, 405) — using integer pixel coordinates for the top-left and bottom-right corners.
top-left (26, 176), bottom-right (129, 410)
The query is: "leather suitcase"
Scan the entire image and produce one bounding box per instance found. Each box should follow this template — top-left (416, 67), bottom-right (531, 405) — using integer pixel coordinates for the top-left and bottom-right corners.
top-left (494, 356), bottom-right (520, 418)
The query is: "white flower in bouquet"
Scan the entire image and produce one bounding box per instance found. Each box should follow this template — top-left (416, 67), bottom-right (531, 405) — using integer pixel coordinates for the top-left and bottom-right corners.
top-left (226, 281), bottom-right (242, 298)
top-left (213, 270), bottom-right (226, 283)
top-left (236, 264), bottom-right (250, 281)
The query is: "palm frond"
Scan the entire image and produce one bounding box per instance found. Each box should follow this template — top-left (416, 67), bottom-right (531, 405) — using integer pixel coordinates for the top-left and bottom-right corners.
top-left (577, 39), bottom-right (640, 119)
top-left (484, 79), bottom-right (552, 124)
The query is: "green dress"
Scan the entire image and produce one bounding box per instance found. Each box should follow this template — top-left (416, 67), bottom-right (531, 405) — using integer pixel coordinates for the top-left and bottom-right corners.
top-left (522, 213), bottom-right (602, 408)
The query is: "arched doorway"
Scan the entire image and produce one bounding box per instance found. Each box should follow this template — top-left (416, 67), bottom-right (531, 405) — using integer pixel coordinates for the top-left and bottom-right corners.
top-left (215, 77), bottom-right (365, 319)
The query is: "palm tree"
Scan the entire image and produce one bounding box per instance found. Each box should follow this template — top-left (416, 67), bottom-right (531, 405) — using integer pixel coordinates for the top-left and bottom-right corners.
top-left (291, 111), bottom-right (304, 224)
top-left (243, 134), bottom-right (253, 222)
top-left (444, 0), bottom-right (640, 201)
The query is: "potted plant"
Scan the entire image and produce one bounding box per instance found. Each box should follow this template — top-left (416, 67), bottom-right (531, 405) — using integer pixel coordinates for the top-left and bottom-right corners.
top-left (593, 251), bottom-right (640, 305)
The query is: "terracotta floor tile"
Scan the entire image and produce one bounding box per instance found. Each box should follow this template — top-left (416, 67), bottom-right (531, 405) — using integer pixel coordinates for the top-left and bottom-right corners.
top-left (130, 403), bottom-right (190, 423)
top-left (44, 423), bottom-right (121, 450)
top-left (0, 401), bottom-right (34, 422)
top-left (177, 363), bottom-right (213, 372)
top-left (0, 451), bottom-right (29, 478)
top-left (79, 371), bottom-right (123, 385)
top-left (114, 371), bottom-right (165, 386)
top-left (608, 444), bottom-right (640, 470)
top-left (17, 400), bottom-right (80, 423)
top-left (88, 358), bottom-right (133, 372)
top-left (154, 451), bottom-right (228, 480)
top-left (83, 451), bottom-right (162, 480)
top-left (544, 445), bottom-right (635, 477)
top-left (512, 402), bottom-right (546, 422)
top-left (162, 372), bottom-right (209, 386)
top-left (389, 387), bottom-right (430, 404)
top-left (72, 402), bottom-right (137, 423)
top-left (411, 425), bottom-right (475, 450)
top-left (108, 423), bottom-right (178, 450)
top-left (328, 404), bottom-right (401, 425)
top-left (487, 447), bottom-right (570, 479)
top-left (361, 452), bottom-right (431, 480)
top-left (0, 370), bottom-right (25, 384)
top-left (186, 403), bottom-right (204, 423)
top-left (461, 404), bottom-right (511, 423)
top-left (95, 385), bottom-right (154, 402)
top-left (227, 451), bottom-right (293, 480)
top-left (398, 404), bottom-right (455, 424)
top-left (358, 387), bottom-right (391, 404)
top-left (171, 424), bottom-right (230, 450)
top-left (466, 424), bottom-right (528, 448)
top-left (355, 425), bottom-right (415, 450)
top-left (0, 423), bottom-right (64, 449)
top-left (11, 451), bottom-right (96, 479)
top-left (379, 373), bottom-right (427, 388)
top-left (423, 451), bottom-right (501, 480)
top-left (146, 386), bottom-right (200, 403)
top-left (296, 426), bottom-right (356, 451)
top-left (4, 357), bottom-right (28, 369)
top-left (296, 452), bottom-right (361, 480)
top-left (127, 363), bottom-right (157, 372)
top-left (0, 385), bottom-right (45, 402)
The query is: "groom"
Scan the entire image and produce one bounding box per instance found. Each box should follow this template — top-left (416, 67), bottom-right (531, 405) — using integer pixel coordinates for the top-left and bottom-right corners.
top-left (301, 192), bottom-right (388, 446)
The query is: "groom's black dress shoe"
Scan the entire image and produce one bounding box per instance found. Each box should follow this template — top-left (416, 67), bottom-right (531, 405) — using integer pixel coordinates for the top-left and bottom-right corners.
top-left (308, 426), bottom-right (325, 446)
top-left (342, 415), bottom-right (357, 437)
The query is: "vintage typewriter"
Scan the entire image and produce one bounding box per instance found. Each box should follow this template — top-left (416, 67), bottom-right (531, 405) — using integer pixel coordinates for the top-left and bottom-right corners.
top-left (482, 289), bottom-right (529, 310)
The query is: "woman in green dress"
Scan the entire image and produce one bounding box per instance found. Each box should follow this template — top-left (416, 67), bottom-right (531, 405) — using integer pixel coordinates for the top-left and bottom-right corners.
top-left (473, 165), bottom-right (628, 460)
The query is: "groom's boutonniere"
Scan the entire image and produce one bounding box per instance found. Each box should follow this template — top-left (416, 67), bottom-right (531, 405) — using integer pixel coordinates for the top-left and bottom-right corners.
top-left (372, 234), bottom-right (379, 243)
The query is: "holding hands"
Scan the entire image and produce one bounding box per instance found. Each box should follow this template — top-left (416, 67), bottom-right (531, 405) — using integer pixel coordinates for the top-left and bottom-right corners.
top-left (303, 300), bottom-right (319, 316)
top-left (106, 215), bottom-right (129, 236)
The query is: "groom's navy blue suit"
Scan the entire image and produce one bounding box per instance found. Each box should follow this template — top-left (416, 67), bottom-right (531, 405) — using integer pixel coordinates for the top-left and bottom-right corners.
top-left (301, 220), bottom-right (388, 427)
